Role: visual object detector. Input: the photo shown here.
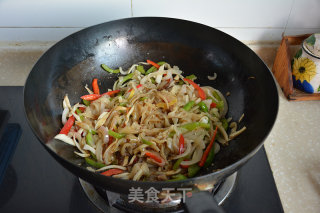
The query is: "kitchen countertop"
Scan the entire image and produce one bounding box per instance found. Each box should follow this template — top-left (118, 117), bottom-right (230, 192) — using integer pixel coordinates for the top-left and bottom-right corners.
top-left (1, 42), bottom-right (319, 213)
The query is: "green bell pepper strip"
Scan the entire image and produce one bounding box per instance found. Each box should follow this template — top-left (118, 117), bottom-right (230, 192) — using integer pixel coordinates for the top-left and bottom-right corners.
top-left (91, 153), bottom-right (97, 160)
top-left (101, 64), bottom-right (120, 74)
top-left (168, 131), bottom-right (175, 138)
top-left (75, 109), bottom-right (84, 121)
top-left (173, 157), bottom-right (184, 170)
top-left (121, 73), bottom-right (134, 84)
top-left (119, 102), bottom-right (127, 107)
top-left (137, 65), bottom-right (145, 74)
top-left (216, 101), bottom-right (224, 110)
top-left (150, 77), bottom-right (156, 84)
top-left (83, 99), bottom-right (90, 106)
top-left (168, 174), bottom-right (188, 181)
top-left (183, 101), bottom-right (195, 111)
top-left (212, 91), bottom-right (222, 101)
top-left (140, 97), bottom-right (148, 101)
top-left (141, 138), bottom-right (153, 146)
top-left (178, 80), bottom-right (185, 85)
top-left (180, 122), bottom-right (210, 131)
top-left (85, 157), bottom-right (105, 169)
top-left (198, 101), bottom-right (209, 113)
top-left (118, 90), bottom-right (125, 97)
top-left (203, 146), bottom-right (215, 169)
top-left (145, 61), bottom-right (166, 74)
top-left (146, 67), bottom-right (157, 75)
top-left (221, 118), bottom-right (228, 130)
top-left (86, 131), bottom-right (94, 146)
top-left (89, 129), bottom-right (97, 135)
top-left (185, 74), bottom-right (197, 81)
top-left (188, 164), bottom-right (201, 178)
top-left (108, 130), bottom-right (125, 139)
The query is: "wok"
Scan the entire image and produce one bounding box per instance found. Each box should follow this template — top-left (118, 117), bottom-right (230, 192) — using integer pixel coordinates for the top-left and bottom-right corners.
top-left (24, 17), bottom-right (278, 211)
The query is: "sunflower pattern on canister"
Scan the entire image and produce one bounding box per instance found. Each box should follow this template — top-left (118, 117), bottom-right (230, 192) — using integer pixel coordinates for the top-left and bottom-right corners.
top-left (292, 34), bottom-right (320, 93)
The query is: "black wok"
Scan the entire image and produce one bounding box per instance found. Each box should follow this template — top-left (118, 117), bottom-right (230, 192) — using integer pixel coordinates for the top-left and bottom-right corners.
top-left (24, 17), bottom-right (278, 211)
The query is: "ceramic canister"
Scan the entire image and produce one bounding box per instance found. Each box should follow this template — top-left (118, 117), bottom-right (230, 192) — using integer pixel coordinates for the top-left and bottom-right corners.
top-left (292, 34), bottom-right (320, 93)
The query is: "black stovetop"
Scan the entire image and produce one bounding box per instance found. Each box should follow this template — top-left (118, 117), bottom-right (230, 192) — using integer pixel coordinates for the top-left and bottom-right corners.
top-left (0, 86), bottom-right (283, 213)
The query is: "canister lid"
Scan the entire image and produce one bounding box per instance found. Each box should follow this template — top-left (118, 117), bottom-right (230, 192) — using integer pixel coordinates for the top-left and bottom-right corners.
top-left (303, 33), bottom-right (320, 58)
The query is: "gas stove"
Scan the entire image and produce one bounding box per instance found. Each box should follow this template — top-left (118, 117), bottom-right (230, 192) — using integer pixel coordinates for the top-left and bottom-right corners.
top-left (0, 86), bottom-right (283, 213)
top-left (78, 172), bottom-right (237, 213)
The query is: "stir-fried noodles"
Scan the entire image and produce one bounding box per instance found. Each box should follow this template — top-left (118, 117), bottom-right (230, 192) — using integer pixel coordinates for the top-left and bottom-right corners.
top-left (54, 60), bottom-right (246, 181)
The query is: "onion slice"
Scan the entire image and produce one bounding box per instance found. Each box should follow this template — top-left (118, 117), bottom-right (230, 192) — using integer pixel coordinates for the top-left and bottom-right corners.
top-left (96, 165), bottom-right (127, 172)
top-left (172, 140), bottom-right (193, 160)
top-left (83, 144), bottom-right (96, 154)
top-left (62, 107), bottom-right (69, 124)
top-left (72, 136), bottom-right (87, 154)
top-left (113, 172), bottom-right (130, 179)
top-left (74, 151), bottom-right (90, 158)
top-left (229, 126), bottom-right (247, 140)
top-left (128, 155), bottom-right (136, 165)
top-left (95, 111), bottom-right (110, 130)
top-left (54, 134), bottom-right (75, 146)
top-left (98, 126), bottom-right (109, 144)
top-left (180, 147), bottom-right (203, 166)
top-left (85, 84), bottom-right (94, 94)
top-left (208, 73), bottom-right (217, 80)
top-left (165, 168), bottom-right (181, 176)
top-left (214, 143), bottom-right (220, 154)
top-left (71, 111), bottom-right (82, 122)
top-left (63, 94), bottom-right (72, 110)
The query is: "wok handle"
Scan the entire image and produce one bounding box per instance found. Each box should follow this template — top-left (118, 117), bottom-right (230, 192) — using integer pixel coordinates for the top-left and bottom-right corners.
top-left (184, 191), bottom-right (225, 213)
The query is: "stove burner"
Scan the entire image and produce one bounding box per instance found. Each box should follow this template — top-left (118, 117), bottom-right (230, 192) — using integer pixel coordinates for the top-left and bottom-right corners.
top-left (79, 172), bottom-right (237, 213)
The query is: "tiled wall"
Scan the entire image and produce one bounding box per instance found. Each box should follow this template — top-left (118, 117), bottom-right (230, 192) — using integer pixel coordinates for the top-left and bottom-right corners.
top-left (0, 0), bottom-right (319, 43)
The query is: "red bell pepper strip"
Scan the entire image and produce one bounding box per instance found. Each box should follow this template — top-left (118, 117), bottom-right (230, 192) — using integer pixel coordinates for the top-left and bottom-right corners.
top-left (102, 90), bottom-right (121, 96)
top-left (145, 151), bottom-right (163, 163)
top-left (179, 134), bottom-right (185, 154)
top-left (180, 159), bottom-right (190, 169)
top-left (92, 78), bottom-right (100, 94)
top-left (81, 90), bottom-right (120, 101)
top-left (210, 102), bottom-right (217, 108)
top-left (198, 126), bottom-right (218, 167)
top-left (128, 84), bottom-right (142, 92)
top-left (59, 116), bottom-right (75, 135)
top-left (101, 169), bottom-right (124, 176)
top-left (147, 59), bottom-right (160, 69)
top-left (184, 78), bottom-right (206, 100)
top-left (108, 135), bottom-right (114, 146)
top-left (78, 107), bottom-right (86, 112)
top-left (81, 94), bottom-right (101, 101)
